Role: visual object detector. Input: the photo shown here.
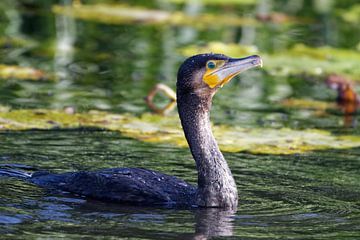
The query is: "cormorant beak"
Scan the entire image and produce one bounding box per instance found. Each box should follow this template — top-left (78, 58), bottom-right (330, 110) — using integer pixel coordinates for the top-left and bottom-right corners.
top-left (203, 55), bottom-right (262, 88)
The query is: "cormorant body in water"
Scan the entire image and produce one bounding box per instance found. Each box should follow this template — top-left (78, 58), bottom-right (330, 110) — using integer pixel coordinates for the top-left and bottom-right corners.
top-left (0, 53), bottom-right (262, 209)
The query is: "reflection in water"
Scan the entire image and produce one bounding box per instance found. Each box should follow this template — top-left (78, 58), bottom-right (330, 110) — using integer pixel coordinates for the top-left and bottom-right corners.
top-left (313, 0), bottom-right (336, 46)
top-left (76, 201), bottom-right (236, 239)
top-left (4, 2), bottom-right (21, 42)
top-left (338, 101), bottom-right (358, 128)
top-left (53, 0), bottom-right (77, 109)
top-left (54, 0), bottom-right (76, 79)
top-left (0, 190), bottom-right (235, 239)
top-left (177, 0), bottom-right (202, 44)
top-left (1, 0), bottom-right (360, 239)
top-left (326, 74), bottom-right (359, 127)
top-left (193, 208), bottom-right (236, 239)
top-left (145, 83), bottom-right (176, 115)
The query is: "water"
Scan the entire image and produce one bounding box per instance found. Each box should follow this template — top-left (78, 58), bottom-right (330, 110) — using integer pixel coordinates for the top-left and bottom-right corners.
top-left (1, 130), bottom-right (359, 239)
top-left (1, 1), bottom-right (360, 239)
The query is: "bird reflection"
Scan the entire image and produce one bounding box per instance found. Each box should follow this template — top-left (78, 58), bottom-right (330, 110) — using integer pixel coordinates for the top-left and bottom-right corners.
top-left (70, 199), bottom-right (236, 239)
top-left (192, 208), bottom-right (236, 239)
top-left (337, 101), bottom-right (358, 127)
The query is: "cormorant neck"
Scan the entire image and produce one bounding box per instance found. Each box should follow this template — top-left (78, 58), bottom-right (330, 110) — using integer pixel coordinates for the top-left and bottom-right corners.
top-left (177, 90), bottom-right (238, 209)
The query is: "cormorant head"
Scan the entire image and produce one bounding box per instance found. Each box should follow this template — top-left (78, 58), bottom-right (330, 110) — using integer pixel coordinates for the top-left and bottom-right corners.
top-left (177, 53), bottom-right (262, 98)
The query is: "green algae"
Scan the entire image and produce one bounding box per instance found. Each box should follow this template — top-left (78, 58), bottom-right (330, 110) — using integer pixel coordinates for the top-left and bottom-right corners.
top-left (168, 0), bottom-right (257, 6)
top-left (280, 98), bottom-right (333, 111)
top-left (339, 4), bottom-right (360, 24)
top-left (0, 65), bottom-right (50, 81)
top-left (180, 42), bottom-right (259, 59)
top-left (1, 108), bottom-right (360, 155)
top-left (52, 4), bottom-right (258, 27)
top-left (52, 3), bottom-right (307, 27)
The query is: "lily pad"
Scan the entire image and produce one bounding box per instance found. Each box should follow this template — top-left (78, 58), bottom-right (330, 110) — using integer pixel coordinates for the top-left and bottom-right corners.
top-left (181, 42), bottom-right (360, 79)
top-left (0, 65), bottom-right (49, 81)
top-left (52, 4), bottom-right (258, 27)
top-left (1, 109), bottom-right (360, 155)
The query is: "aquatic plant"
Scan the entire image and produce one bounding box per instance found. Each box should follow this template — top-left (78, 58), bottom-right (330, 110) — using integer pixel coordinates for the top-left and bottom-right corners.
top-left (1, 108), bottom-right (360, 155)
top-left (0, 65), bottom-right (49, 81)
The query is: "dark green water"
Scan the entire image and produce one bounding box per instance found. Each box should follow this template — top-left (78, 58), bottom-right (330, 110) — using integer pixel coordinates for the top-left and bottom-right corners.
top-left (1, 1), bottom-right (360, 239)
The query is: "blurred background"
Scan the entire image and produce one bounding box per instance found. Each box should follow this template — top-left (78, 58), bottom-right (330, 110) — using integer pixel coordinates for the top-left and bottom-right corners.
top-left (1, 0), bottom-right (360, 239)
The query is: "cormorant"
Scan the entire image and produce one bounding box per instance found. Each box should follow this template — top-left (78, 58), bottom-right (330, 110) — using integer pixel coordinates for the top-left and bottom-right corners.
top-left (0, 53), bottom-right (262, 209)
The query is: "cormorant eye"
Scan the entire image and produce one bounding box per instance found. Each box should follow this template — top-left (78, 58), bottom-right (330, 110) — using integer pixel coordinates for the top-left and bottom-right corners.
top-left (207, 61), bottom-right (216, 69)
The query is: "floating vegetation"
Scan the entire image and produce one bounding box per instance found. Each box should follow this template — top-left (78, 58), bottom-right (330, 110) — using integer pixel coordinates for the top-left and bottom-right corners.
top-left (0, 36), bottom-right (37, 49)
top-left (339, 4), bottom-right (360, 24)
top-left (0, 65), bottom-right (49, 81)
top-left (180, 42), bottom-right (259, 58)
top-left (255, 12), bottom-right (300, 24)
top-left (181, 42), bottom-right (360, 79)
top-left (52, 3), bottom-right (305, 27)
top-left (52, 4), bottom-right (258, 27)
top-left (280, 98), bottom-right (333, 111)
top-left (1, 109), bottom-right (360, 155)
top-left (168, 0), bottom-right (257, 6)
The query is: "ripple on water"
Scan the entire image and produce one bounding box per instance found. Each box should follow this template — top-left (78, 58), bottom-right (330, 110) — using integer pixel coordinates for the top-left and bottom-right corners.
top-left (1, 130), bottom-right (360, 239)
top-left (0, 215), bottom-right (22, 224)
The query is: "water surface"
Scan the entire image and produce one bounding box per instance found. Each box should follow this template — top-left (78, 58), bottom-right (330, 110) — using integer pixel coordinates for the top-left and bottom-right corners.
top-left (0, 1), bottom-right (360, 239)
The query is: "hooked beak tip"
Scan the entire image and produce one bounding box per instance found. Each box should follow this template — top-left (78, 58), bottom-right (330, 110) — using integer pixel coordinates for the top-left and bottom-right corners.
top-left (251, 55), bottom-right (263, 68)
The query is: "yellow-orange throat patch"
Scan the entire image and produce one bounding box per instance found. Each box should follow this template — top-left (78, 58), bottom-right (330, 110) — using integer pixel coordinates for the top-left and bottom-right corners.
top-left (203, 73), bottom-right (220, 88)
